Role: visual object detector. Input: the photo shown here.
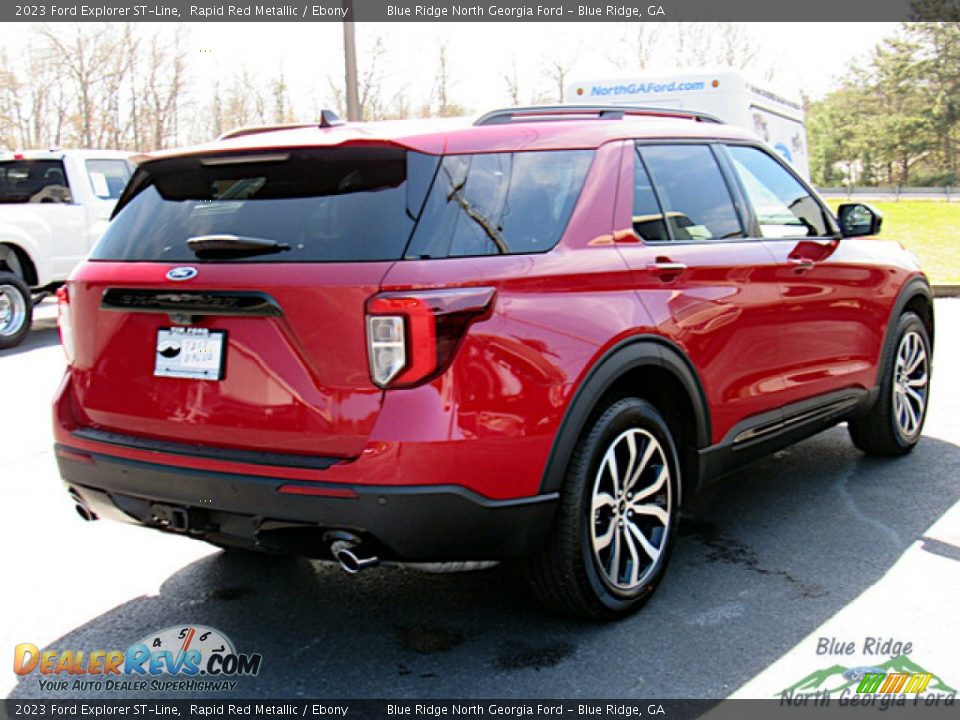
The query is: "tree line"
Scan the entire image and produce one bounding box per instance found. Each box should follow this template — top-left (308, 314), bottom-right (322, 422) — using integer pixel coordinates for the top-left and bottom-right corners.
top-left (807, 22), bottom-right (960, 187)
top-left (0, 22), bottom-right (769, 154)
top-left (0, 25), bottom-right (285, 151)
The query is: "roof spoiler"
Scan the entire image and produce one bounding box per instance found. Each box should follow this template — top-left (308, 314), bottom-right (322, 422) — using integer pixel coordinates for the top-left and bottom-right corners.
top-left (217, 110), bottom-right (345, 141)
top-left (474, 104), bottom-right (723, 126)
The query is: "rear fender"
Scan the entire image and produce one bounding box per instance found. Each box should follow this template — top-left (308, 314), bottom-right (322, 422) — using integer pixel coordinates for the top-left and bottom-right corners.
top-left (539, 336), bottom-right (711, 498)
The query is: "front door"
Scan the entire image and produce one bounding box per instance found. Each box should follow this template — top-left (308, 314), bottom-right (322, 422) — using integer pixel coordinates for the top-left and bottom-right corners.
top-left (721, 143), bottom-right (888, 407)
top-left (613, 141), bottom-right (788, 445)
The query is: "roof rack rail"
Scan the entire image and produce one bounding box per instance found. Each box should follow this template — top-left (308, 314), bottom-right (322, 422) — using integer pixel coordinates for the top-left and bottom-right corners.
top-left (474, 104), bottom-right (723, 126)
top-left (218, 110), bottom-right (345, 141)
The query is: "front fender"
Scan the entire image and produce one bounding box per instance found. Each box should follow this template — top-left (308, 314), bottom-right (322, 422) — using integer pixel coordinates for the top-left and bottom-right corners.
top-left (875, 274), bottom-right (934, 384)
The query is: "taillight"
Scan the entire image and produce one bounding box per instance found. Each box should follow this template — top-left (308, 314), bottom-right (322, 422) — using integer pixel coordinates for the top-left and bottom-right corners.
top-left (56, 285), bottom-right (74, 364)
top-left (366, 313), bottom-right (409, 387)
top-left (365, 287), bottom-right (496, 388)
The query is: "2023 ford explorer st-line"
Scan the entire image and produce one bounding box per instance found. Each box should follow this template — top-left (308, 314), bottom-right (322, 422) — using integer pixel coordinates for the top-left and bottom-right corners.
top-left (54, 106), bottom-right (933, 618)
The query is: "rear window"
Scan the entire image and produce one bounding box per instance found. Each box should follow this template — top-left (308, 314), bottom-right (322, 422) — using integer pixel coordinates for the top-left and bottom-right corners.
top-left (0, 160), bottom-right (72, 204)
top-left (93, 147), bottom-right (593, 263)
top-left (406, 150), bottom-right (594, 258)
top-left (93, 147), bottom-right (440, 263)
top-left (87, 159), bottom-right (132, 200)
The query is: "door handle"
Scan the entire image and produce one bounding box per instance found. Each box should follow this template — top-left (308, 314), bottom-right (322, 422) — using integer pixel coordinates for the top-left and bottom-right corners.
top-left (646, 260), bottom-right (687, 280)
top-left (789, 257), bottom-right (816, 271)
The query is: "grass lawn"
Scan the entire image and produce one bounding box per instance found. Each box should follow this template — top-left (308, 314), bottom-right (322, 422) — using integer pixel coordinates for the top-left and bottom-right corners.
top-left (827, 200), bottom-right (960, 285)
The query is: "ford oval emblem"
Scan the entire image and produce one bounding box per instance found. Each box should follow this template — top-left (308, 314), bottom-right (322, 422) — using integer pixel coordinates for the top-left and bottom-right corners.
top-left (166, 267), bottom-right (198, 282)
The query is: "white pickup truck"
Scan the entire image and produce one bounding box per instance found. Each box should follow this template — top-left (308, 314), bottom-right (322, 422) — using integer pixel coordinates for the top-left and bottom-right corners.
top-left (0, 149), bottom-right (132, 349)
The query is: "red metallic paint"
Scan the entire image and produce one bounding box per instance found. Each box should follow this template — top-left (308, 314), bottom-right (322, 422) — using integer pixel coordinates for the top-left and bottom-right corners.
top-left (55, 116), bottom-right (928, 504)
top-left (763, 236), bottom-right (916, 406)
top-left (65, 261), bottom-right (390, 458)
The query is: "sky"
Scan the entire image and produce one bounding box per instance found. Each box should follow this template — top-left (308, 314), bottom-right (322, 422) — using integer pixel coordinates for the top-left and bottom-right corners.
top-left (184, 21), bottom-right (900, 113)
top-left (0, 21), bottom-right (900, 120)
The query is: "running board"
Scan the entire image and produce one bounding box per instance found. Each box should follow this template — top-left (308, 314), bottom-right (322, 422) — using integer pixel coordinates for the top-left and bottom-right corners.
top-left (733, 394), bottom-right (862, 446)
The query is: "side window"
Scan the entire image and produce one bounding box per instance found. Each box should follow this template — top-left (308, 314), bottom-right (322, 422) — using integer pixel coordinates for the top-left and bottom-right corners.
top-left (0, 160), bottom-right (72, 204)
top-left (632, 150), bottom-right (669, 242)
top-left (727, 145), bottom-right (829, 238)
top-left (638, 144), bottom-right (743, 241)
top-left (406, 150), bottom-right (594, 258)
top-left (86, 159), bottom-right (133, 200)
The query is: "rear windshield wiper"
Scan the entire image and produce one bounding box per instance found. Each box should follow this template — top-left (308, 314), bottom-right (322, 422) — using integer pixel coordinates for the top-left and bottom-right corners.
top-left (186, 234), bottom-right (291, 259)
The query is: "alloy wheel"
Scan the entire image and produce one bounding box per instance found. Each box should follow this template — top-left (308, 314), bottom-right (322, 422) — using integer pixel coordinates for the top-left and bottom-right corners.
top-left (589, 428), bottom-right (672, 591)
top-left (892, 329), bottom-right (928, 439)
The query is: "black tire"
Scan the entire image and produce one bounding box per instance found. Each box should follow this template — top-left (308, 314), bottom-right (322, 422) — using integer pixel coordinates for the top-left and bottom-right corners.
top-left (849, 311), bottom-right (931, 456)
top-left (526, 397), bottom-right (680, 620)
top-left (0, 272), bottom-right (32, 350)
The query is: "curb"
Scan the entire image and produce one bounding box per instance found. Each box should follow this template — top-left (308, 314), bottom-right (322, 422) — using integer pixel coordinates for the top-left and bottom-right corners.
top-left (933, 285), bottom-right (960, 298)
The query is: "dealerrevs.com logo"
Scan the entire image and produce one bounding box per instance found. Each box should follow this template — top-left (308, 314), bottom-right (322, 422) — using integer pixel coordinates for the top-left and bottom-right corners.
top-left (13, 625), bottom-right (262, 693)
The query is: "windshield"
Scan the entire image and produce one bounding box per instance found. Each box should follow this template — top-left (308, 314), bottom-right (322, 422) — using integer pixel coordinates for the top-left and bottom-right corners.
top-left (93, 147), bottom-right (439, 263)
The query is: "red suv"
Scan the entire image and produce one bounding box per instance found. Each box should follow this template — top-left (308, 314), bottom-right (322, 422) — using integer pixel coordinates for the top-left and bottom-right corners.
top-left (54, 106), bottom-right (934, 618)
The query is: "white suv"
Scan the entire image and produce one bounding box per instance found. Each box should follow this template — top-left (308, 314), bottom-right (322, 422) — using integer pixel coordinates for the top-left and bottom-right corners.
top-left (0, 149), bottom-right (132, 348)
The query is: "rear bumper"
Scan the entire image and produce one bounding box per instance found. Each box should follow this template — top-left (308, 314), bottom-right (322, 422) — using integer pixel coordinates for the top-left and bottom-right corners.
top-left (56, 446), bottom-right (558, 562)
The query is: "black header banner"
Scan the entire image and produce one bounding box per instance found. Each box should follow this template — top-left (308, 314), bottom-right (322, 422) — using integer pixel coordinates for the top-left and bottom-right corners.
top-left (4, 0), bottom-right (960, 22)
top-left (3, 700), bottom-right (960, 720)
top-left (3, 699), bottom-right (960, 720)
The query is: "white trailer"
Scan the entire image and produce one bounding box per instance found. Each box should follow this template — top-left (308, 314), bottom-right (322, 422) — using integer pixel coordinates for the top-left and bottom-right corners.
top-left (566, 70), bottom-right (810, 179)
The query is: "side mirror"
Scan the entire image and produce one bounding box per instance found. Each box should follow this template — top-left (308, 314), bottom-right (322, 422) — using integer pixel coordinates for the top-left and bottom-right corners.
top-left (837, 203), bottom-right (883, 238)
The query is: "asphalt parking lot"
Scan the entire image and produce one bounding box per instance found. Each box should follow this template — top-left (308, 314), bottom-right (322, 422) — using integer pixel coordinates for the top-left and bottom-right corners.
top-left (2, 300), bottom-right (959, 700)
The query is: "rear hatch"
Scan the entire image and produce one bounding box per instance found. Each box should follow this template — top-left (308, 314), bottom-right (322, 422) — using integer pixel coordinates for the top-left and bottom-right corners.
top-left (67, 145), bottom-right (438, 459)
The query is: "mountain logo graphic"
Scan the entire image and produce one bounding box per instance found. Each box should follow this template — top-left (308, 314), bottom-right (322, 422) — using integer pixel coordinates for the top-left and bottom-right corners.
top-left (780, 655), bottom-right (956, 696)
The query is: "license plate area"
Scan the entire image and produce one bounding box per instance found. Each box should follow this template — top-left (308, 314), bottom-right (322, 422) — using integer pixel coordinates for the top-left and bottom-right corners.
top-left (154, 327), bottom-right (226, 380)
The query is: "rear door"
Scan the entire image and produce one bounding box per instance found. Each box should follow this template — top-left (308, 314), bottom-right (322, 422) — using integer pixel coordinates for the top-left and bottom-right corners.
top-left (614, 141), bottom-right (787, 443)
top-left (68, 145), bottom-right (437, 459)
top-left (722, 143), bottom-right (886, 406)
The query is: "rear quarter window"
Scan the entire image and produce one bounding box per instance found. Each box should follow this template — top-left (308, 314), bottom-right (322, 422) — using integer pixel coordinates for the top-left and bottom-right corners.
top-left (405, 150), bottom-right (594, 258)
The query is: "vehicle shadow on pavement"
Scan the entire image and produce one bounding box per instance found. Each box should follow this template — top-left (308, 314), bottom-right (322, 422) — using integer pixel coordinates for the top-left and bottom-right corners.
top-left (0, 322), bottom-right (59, 357)
top-left (9, 428), bottom-right (960, 699)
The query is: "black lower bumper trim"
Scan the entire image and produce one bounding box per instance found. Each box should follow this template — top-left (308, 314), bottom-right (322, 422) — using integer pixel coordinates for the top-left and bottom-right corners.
top-left (71, 428), bottom-right (344, 471)
top-left (56, 446), bottom-right (558, 562)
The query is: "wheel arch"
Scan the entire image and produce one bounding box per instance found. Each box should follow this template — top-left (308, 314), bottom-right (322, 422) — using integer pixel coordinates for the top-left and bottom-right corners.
top-left (0, 242), bottom-right (39, 287)
top-left (539, 336), bottom-right (711, 504)
top-left (882, 276), bottom-right (934, 366)
top-left (900, 281), bottom-right (934, 350)
top-left (853, 275), bottom-right (934, 420)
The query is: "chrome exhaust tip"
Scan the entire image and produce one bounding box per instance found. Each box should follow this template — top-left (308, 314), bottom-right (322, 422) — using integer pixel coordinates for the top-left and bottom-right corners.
top-left (329, 539), bottom-right (379, 574)
top-left (68, 488), bottom-right (97, 522)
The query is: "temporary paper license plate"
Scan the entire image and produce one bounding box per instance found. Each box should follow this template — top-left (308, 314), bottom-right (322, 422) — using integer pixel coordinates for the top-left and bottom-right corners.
top-left (154, 327), bottom-right (226, 380)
